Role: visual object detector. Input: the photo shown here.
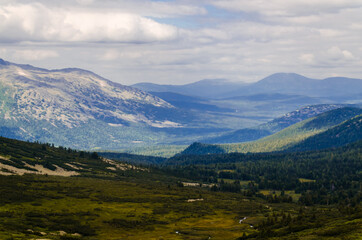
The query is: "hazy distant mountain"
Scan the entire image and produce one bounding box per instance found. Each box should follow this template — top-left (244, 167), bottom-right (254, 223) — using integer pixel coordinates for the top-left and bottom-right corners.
top-left (133, 73), bottom-right (362, 117)
top-left (132, 79), bottom-right (248, 98)
top-left (136, 73), bottom-right (362, 102)
top-left (228, 73), bottom-right (362, 99)
top-left (150, 91), bottom-right (234, 112)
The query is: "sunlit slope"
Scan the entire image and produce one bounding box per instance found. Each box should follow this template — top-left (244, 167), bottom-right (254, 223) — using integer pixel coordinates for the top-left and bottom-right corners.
top-left (181, 107), bottom-right (362, 154)
top-left (203, 104), bottom-right (347, 144)
top-left (222, 107), bottom-right (362, 153)
top-left (288, 114), bottom-right (362, 151)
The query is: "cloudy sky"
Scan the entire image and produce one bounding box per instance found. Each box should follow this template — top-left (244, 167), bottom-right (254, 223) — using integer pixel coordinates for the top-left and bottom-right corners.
top-left (1, 0), bottom-right (362, 85)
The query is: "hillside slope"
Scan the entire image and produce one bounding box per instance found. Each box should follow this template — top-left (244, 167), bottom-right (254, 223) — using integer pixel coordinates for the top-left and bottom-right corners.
top-left (224, 107), bottom-right (362, 153)
top-left (288, 114), bottom-right (362, 151)
top-left (203, 104), bottom-right (350, 144)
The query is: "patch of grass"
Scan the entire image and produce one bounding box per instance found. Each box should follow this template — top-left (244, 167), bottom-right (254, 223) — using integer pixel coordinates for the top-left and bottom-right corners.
top-left (299, 178), bottom-right (316, 183)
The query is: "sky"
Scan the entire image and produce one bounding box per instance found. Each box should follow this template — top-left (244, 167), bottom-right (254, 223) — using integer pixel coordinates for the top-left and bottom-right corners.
top-left (1, 0), bottom-right (362, 85)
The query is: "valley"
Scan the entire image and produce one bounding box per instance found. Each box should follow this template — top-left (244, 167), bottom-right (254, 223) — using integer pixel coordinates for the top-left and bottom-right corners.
top-left (0, 59), bottom-right (361, 240)
top-left (2, 1), bottom-right (362, 239)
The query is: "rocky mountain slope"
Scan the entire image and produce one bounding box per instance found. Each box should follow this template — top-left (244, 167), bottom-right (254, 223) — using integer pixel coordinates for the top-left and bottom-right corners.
top-left (0, 59), bottom-right (180, 127)
top-left (0, 59), bottom-right (188, 149)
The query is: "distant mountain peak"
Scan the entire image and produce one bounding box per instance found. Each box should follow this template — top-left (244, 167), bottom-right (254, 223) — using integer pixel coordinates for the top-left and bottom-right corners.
top-left (260, 72), bottom-right (313, 82)
top-left (269, 72), bottom-right (305, 77)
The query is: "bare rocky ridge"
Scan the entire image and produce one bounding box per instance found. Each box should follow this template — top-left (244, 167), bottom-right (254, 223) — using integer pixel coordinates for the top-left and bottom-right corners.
top-left (0, 59), bottom-right (185, 149)
top-left (0, 59), bottom-right (175, 128)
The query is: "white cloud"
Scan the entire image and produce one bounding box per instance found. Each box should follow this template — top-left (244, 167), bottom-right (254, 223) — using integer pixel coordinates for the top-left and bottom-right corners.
top-left (326, 46), bottom-right (355, 61)
top-left (299, 54), bottom-right (315, 64)
top-left (212, 0), bottom-right (362, 17)
top-left (0, 3), bottom-right (179, 43)
top-left (1, 0), bottom-right (362, 84)
top-left (3, 0), bottom-right (207, 18)
top-left (298, 47), bottom-right (357, 68)
top-left (100, 50), bottom-right (120, 61)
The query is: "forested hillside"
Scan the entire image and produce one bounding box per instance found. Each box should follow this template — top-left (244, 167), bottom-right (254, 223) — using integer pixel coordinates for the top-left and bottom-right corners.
top-left (166, 140), bottom-right (362, 206)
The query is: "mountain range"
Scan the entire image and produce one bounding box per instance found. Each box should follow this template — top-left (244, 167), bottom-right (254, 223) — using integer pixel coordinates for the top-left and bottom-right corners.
top-left (132, 79), bottom-right (247, 99)
top-left (0, 58), bottom-right (361, 150)
top-left (132, 72), bottom-right (362, 101)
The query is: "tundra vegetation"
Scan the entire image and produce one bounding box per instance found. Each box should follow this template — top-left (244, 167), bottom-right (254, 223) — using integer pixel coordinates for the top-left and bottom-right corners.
top-left (0, 136), bottom-right (361, 239)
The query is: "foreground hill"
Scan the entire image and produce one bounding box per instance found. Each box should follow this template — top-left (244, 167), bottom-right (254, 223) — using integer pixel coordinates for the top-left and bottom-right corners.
top-left (0, 136), bottom-right (147, 177)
